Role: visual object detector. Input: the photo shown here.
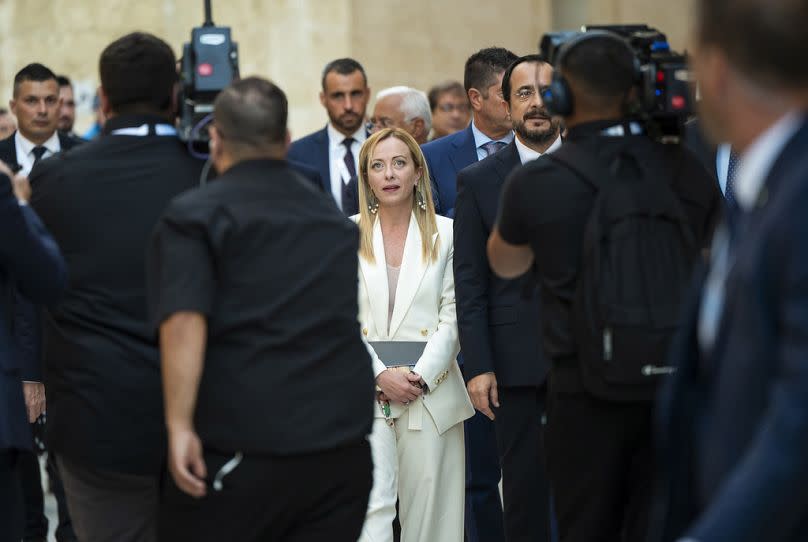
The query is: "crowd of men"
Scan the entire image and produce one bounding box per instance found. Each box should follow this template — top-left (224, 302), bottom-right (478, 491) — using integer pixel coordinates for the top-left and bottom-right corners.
top-left (2, 0), bottom-right (808, 540)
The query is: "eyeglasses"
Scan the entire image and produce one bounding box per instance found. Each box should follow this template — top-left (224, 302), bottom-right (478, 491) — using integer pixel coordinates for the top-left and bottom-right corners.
top-left (436, 102), bottom-right (470, 113)
top-left (366, 117), bottom-right (397, 132)
top-left (513, 87), bottom-right (549, 102)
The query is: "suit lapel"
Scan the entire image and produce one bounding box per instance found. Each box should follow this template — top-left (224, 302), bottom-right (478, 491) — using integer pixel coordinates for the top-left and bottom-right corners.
top-left (0, 134), bottom-right (19, 169)
top-left (358, 217), bottom-right (390, 337)
top-left (448, 125), bottom-right (479, 174)
top-left (315, 128), bottom-right (331, 192)
top-left (493, 142), bottom-right (521, 186)
top-left (389, 214), bottom-right (436, 337)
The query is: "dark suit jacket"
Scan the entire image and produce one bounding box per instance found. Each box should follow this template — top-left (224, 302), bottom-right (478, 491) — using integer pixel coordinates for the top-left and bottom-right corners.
top-left (421, 124), bottom-right (479, 217)
top-left (0, 131), bottom-right (82, 382)
top-left (288, 159), bottom-right (325, 193)
top-left (454, 142), bottom-right (548, 387)
top-left (286, 127), bottom-right (331, 193)
top-left (0, 172), bottom-right (66, 451)
top-left (653, 116), bottom-right (808, 542)
top-left (30, 114), bottom-right (203, 475)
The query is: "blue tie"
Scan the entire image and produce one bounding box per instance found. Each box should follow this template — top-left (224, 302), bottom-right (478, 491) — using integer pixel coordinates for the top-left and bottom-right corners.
top-left (724, 150), bottom-right (741, 243)
top-left (481, 140), bottom-right (506, 158)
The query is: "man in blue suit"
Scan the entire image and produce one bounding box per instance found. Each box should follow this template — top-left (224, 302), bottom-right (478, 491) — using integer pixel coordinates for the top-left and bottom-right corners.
top-left (421, 47), bottom-right (516, 219)
top-left (0, 161), bottom-right (66, 542)
top-left (652, 1), bottom-right (808, 541)
top-left (421, 46), bottom-right (517, 542)
top-left (287, 58), bottom-right (370, 216)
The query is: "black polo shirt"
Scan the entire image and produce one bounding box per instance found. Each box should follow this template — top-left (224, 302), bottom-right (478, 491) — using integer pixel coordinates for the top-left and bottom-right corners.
top-left (30, 114), bottom-right (203, 475)
top-left (497, 120), bottom-right (721, 369)
top-left (148, 159), bottom-right (374, 455)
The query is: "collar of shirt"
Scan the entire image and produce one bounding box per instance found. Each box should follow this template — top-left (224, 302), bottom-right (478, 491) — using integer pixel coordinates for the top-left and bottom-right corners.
top-left (734, 110), bottom-right (802, 210)
top-left (327, 122), bottom-right (366, 152)
top-left (715, 142), bottom-right (732, 195)
top-left (15, 130), bottom-right (60, 175)
top-left (514, 134), bottom-right (562, 164)
top-left (102, 113), bottom-right (176, 135)
top-left (471, 119), bottom-right (513, 158)
top-left (16, 130), bottom-right (60, 158)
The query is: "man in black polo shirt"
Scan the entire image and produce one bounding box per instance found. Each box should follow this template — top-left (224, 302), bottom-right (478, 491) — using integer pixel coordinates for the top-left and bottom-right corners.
top-left (148, 76), bottom-right (374, 542)
top-left (487, 35), bottom-right (721, 542)
top-left (29, 32), bottom-right (203, 542)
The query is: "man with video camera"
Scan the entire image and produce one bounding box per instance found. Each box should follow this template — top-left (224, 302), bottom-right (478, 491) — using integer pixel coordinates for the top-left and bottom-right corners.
top-left (487, 32), bottom-right (721, 541)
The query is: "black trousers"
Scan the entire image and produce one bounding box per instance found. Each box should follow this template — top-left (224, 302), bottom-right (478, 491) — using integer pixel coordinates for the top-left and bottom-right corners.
top-left (493, 385), bottom-right (551, 542)
top-left (159, 439), bottom-right (372, 542)
top-left (0, 450), bottom-right (24, 542)
top-left (546, 387), bottom-right (654, 542)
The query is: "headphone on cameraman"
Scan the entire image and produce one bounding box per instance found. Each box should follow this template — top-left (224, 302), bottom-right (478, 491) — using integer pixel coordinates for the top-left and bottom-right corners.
top-left (542, 31), bottom-right (642, 117)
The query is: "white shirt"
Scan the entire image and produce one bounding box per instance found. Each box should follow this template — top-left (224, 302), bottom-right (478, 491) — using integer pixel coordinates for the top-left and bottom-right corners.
top-left (698, 111), bottom-right (802, 350)
top-left (715, 143), bottom-right (732, 195)
top-left (514, 133), bottom-right (562, 165)
top-left (471, 120), bottom-right (513, 161)
top-left (327, 123), bottom-right (366, 208)
top-left (14, 131), bottom-right (60, 176)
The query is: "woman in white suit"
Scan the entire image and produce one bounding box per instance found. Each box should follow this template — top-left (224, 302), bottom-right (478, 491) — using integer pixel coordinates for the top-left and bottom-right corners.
top-left (354, 128), bottom-right (474, 542)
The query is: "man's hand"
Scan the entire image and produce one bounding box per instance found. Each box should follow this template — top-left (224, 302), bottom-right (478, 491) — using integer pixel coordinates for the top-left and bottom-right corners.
top-left (168, 427), bottom-right (207, 498)
top-left (11, 174), bottom-right (31, 202)
top-left (376, 369), bottom-right (424, 404)
top-left (22, 382), bottom-right (46, 423)
top-left (467, 372), bottom-right (499, 420)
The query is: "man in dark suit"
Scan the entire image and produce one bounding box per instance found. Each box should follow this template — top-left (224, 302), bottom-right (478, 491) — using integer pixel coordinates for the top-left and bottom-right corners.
top-left (29, 32), bottom-right (203, 542)
top-left (652, 1), bottom-right (808, 541)
top-left (287, 58), bottom-right (370, 215)
top-left (0, 62), bottom-right (82, 542)
top-left (421, 47), bottom-right (517, 219)
top-left (454, 55), bottom-right (560, 542)
top-left (0, 160), bottom-right (67, 542)
top-left (421, 46), bottom-right (517, 542)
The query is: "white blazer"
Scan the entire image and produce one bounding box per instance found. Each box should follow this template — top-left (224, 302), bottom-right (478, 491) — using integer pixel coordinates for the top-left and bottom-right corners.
top-left (354, 212), bottom-right (474, 435)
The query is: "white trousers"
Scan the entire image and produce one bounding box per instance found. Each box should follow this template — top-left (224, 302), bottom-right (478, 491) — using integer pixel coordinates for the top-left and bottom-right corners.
top-left (358, 400), bottom-right (465, 542)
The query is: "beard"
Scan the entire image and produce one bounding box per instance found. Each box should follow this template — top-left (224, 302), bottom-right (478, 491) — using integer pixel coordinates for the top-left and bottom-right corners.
top-left (333, 111), bottom-right (363, 134)
top-left (513, 107), bottom-right (560, 147)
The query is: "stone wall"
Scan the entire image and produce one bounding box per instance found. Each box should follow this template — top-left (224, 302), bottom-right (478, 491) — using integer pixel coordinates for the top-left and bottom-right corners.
top-left (0, 0), bottom-right (691, 137)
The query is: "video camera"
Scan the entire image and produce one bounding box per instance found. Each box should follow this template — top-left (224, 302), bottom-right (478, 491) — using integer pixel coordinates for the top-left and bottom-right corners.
top-left (177, 0), bottom-right (239, 150)
top-left (539, 25), bottom-right (692, 139)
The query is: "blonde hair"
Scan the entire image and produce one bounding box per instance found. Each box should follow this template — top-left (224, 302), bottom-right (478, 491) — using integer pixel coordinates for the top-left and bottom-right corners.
top-left (357, 128), bottom-right (439, 263)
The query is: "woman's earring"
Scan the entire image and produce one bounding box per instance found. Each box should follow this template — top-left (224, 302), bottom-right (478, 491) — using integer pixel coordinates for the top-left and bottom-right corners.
top-left (417, 189), bottom-right (427, 211)
top-left (368, 194), bottom-right (379, 214)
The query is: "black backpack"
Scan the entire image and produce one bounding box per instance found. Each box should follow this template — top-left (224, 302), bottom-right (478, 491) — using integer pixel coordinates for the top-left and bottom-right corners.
top-left (548, 140), bottom-right (697, 402)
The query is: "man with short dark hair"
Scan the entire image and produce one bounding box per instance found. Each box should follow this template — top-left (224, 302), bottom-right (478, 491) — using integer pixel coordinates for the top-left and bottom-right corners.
top-left (421, 46), bottom-right (518, 542)
top-left (488, 34), bottom-right (721, 542)
top-left (30, 32), bottom-right (203, 542)
top-left (56, 75), bottom-right (77, 137)
top-left (422, 47), bottom-right (517, 218)
top-left (428, 80), bottom-right (470, 140)
top-left (0, 62), bottom-right (82, 542)
top-left (652, 1), bottom-right (808, 540)
top-left (455, 54), bottom-right (560, 542)
top-left (149, 76), bottom-right (373, 542)
top-left (287, 58), bottom-right (371, 215)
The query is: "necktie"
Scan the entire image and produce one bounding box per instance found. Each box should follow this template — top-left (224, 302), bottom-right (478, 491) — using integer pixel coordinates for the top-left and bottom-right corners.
top-left (481, 140), bottom-right (507, 158)
top-left (724, 150), bottom-right (741, 243)
top-left (341, 138), bottom-right (356, 214)
top-left (342, 138), bottom-right (357, 178)
top-left (32, 146), bottom-right (47, 165)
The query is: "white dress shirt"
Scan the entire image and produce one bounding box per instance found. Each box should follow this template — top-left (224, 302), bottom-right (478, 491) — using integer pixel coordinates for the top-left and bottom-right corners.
top-left (514, 133), bottom-right (562, 165)
top-left (471, 120), bottom-right (513, 161)
top-left (15, 130), bottom-right (60, 176)
top-left (698, 111), bottom-right (802, 350)
top-left (327, 123), bottom-right (366, 208)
